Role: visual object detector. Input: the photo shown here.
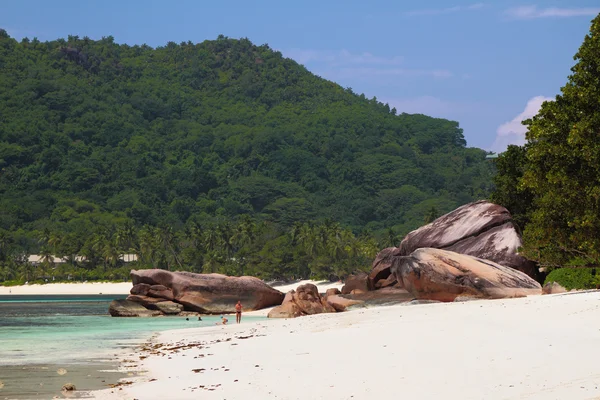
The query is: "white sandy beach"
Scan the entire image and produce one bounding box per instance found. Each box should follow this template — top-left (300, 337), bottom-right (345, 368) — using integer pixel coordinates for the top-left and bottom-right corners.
top-left (0, 282), bottom-right (134, 295)
top-left (91, 291), bottom-right (600, 400)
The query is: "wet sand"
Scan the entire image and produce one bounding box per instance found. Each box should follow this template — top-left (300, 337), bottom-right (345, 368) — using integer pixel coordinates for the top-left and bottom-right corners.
top-left (0, 362), bottom-right (131, 400)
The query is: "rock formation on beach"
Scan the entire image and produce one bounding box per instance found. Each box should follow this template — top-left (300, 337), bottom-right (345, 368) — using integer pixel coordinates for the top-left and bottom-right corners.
top-left (268, 283), bottom-right (336, 318)
top-left (366, 201), bottom-right (541, 292)
top-left (110, 269), bottom-right (285, 316)
top-left (109, 299), bottom-right (162, 317)
top-left (346, 201), bottom-right (544, 304)
top-left (398, 200), bottom-right (540, 281)
top-left (111, 202), bottom-right (543, 317)
top-left (391, 248), bottom-right (542, 301)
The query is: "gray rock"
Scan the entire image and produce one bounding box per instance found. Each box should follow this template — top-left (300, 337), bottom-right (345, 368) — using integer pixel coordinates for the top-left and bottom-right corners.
top-left (153, 300), bottom-right (184, 315)
top-left (108, 299), bottom-right (161, 317)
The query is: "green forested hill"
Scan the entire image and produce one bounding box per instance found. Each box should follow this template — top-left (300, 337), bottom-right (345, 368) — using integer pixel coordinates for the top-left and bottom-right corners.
top-left (0, 31), bottom-right (494, 281)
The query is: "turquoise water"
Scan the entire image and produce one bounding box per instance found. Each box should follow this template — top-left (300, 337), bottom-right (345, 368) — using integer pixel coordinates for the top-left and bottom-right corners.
top-left (0, 295), bottom-right (250, 366)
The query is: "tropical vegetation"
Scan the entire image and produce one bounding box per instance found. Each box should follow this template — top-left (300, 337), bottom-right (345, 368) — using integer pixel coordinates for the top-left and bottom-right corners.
top-left (491, 14), bottom-right (600, 288)
top-left (0, 30), bottom-right (495, 283)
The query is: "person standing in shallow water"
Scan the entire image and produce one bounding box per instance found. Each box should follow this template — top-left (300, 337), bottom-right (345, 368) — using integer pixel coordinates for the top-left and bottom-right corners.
top-left (235, 300), bottom-right (242, 324)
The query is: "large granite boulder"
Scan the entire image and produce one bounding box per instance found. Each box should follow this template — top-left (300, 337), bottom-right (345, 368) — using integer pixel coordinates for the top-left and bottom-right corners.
top-left (108, 299), bottom-right (161, 317)
top-left (267, 292), bottom-right (303, 318)
top-left (126, 294), bottom-right (165, 308)
top-left (368, 247), bottom-right (401, 288)
top-left (341, 272), bottom-right (371, 295)
top-left (268, 284), bottom-right (336, 318)
top-left (391, 248), bottom-right (542, 302)
top-left (130, 269), bottom-right (284, 314)
top-left (397, 201), bottom-right (540, 281)
top-left (130, 283), bottom-right (175, 301)
top-left (148, 284), bottom-right (175, 301)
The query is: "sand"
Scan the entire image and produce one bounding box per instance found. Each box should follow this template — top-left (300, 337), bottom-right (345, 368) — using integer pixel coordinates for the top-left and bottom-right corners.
top-left (0, 282), bottom-right (134, 295)
top-left (91, 291), bottom-right (600, 400)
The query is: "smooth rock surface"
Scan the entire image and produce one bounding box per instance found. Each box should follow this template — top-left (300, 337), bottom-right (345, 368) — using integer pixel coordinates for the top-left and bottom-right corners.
top-left (268, 284), bottom-right (336, 318)
top-left (326, 295), bottom-right (365, 312)
top-left (391, 248), bottom-right (542, 302)
top-left (126, 294), bottom-right (166, 308)
top-left (108, 299), bottom-right (161, 317)
top-left (153, 300), bottom-right (185, 315)
top-left (398, 201), bottom-right (540, 281)
top-left (130, 269), bottom-right (284, 314)
top-left (130, 283), bottom-right (151, 296)
top-left (341, 272), bottom-right (371, 295)
top-left (148, 284), bottom-right (175, 301)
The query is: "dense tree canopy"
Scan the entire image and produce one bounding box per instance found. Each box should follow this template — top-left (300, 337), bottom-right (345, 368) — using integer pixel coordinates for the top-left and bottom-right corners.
top-left (491, 14), bottom-right (600, 268)
top-left (0, 31), bottom-right (494, 282)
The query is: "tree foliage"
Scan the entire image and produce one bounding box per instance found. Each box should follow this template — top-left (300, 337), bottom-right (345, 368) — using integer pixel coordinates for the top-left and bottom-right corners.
top-left (0, 32), bottom-right (494, 281)
top-left (491, 14), bottom-right (600, 268)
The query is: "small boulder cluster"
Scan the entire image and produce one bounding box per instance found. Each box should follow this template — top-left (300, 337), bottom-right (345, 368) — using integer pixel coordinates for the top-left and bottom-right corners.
top-left (267, 285), bottom-right (364, 318)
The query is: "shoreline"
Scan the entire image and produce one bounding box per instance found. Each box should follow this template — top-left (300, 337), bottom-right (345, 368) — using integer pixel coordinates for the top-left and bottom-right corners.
top-left (91, 291), bottom-right (600, 400)
top-left (0, 282), bottom-right (134, 295)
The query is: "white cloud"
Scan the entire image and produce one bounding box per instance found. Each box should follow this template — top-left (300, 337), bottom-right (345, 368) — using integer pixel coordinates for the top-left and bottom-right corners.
top-left (505, 5), bottom-right (600, 19)
top-left (404, 3), bottom-right (485, 16)
top-left (490, 96), bottom-right (553, 152)
top-left (283, 49), bottom-right (452, 82)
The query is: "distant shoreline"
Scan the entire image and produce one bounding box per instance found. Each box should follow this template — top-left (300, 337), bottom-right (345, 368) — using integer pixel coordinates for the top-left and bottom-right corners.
top-left (0, 282), bottom-right (133, 295)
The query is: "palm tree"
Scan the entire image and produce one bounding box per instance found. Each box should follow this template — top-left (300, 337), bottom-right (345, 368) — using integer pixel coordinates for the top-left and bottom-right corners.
top-left (0, 229), bottom-right (11, 263)
top-left (116, 221), bottom-right (139, 254)
top-left (203, 225), bottom-right (219, 253)
top-left (101, 237), bottom-right (121, 272)
top-left (158, 225), bottom-right (183, 271)
top-left (18, 262), bottom-right (35, 283)
top-left (38, 248), bottom-right (54, 281)
top-left (47, 233), bottom-right (62, 255)
top-left (38, 228), bottom-right (51, 247)
top-left (0, 263), bottom-right (14, 282)
top-left (384, 228), bottom-right (397, 248)
top-left (138, 225), bottom-right (157, 266)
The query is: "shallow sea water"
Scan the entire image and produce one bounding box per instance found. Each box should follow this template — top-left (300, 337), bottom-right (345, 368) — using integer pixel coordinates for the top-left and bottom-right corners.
top-left (0, 295), bottom-right (255, 399)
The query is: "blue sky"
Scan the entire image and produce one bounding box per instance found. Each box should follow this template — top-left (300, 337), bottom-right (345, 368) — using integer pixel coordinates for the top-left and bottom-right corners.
top-left (2, 1), bottom-right (599, 151)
